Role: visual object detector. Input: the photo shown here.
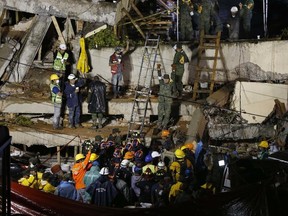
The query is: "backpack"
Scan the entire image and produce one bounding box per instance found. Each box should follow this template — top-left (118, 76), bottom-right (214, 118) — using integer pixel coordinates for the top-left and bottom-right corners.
top-left (169, 159), bottom-right (193, 182)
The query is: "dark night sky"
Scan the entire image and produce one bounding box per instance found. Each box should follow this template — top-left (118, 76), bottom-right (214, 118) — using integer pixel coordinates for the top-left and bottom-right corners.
top-left (218, 0), bottom-right (288, 38)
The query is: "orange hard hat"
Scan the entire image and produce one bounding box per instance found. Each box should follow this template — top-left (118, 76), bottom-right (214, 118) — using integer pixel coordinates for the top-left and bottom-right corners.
top-left (161, 130), bottom-right (170, 137)
top-left (123, 151), bottom-right (134, 159)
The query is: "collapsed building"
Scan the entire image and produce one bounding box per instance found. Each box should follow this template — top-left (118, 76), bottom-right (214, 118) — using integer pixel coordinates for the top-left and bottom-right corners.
top-left (0, 0), bottom-right (288, 161)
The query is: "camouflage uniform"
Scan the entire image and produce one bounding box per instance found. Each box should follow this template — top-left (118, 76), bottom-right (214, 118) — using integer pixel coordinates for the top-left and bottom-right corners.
top-left (157, 75), bottom-right (175, 129)
top-left (199, 0), bottom-right (222, 34)
top-left (172, 45), bottom-right (189, 96)
top-left (239, 0), bottom-right (254, 39)
top-left (179, 0), bottom-right (193, 41)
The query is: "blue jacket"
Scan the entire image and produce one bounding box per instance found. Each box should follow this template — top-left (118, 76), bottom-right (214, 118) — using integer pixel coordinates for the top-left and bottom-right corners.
top-left (64, 79), bottom-right (85, 108)
top-left (54, 181), bottom-right (79, 201)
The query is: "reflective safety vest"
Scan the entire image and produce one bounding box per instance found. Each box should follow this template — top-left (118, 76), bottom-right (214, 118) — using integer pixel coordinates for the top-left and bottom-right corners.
top-left (53, 51), bottom-right (69, 71)
top-left (50, 83), bottom-right (62, 104)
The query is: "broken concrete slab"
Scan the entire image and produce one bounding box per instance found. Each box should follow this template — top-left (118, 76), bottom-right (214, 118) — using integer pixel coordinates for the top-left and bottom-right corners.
top-left (0, 0), bottom-right (116, 25)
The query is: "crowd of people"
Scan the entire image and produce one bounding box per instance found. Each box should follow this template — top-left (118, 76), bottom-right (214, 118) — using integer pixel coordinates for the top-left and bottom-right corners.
top-left (156, 0), bottom-right (255, 41)
top-left (18, 128), bottom-right (220, 208)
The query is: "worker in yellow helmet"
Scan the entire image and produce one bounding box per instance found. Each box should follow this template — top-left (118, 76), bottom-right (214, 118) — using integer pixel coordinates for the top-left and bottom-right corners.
top-left (49, 73), bottom-right (63, 130)
top-left (257, 140), bottom-right (269, 160)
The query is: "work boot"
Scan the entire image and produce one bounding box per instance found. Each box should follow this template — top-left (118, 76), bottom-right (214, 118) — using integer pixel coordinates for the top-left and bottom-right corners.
top-left (68, 124), bottom-right (75, 129)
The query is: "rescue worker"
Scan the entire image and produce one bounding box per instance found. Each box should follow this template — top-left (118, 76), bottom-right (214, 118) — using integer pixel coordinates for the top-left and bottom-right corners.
top-left (54, 172), bottom-right (79, 201)
top-left (71, 150), bottom-right (91, 203)
top-left (169, 149), bottom-right (193, 183)
top-left (179, 0), bottom-right (194, 41)
top-left (49, 74), bottom-right (63, 130)
top-left (226, 6), bottom-right (240, 40)
top-left (64, 73), bottom-right (85, 128)
top-left (257, 140), bottom-right (269, 160)
top-left (84, 153), bottom-right (101, 188)
top-left (87, 75), bottom-right (107, 129)
top-left (157, 64), bottom-right (175, 130)
top-left (172, 44), bottom-right (189, 98)
top-left (161, 129), bottom-right (174, 151)
top-left (239, 0), bottom-right (254, 39)
top-left (53, 43), bottom-right (69, 90)
top-left (109, 40), bottom-right (129, 98)
top-left (200, 0), bottom-right (222, 34)
top-left (39, 172), bottom-right (56, 194)
top-left (107, 128), bottom-right (122, 146)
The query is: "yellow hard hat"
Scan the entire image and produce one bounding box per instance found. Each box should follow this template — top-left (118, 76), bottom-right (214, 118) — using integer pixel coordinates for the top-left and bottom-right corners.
top-left (258, 141), bottom-right (269, 148)
top-left (161, 130), bottom-right (170, 137)
top-left (90, 153), bottom-right (99, 161)
top-left (175, 149), bottom-right (185, 159)
top-left (75, 153), bottom-right (85, 161)
top-left (50, 74), bottom-right (59, 81)
top-left (180, 145), bottom-right (188, 151)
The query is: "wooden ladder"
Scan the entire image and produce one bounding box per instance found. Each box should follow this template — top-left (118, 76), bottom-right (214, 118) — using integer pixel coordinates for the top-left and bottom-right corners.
top-left (192, 30), bottom-right (228, 100)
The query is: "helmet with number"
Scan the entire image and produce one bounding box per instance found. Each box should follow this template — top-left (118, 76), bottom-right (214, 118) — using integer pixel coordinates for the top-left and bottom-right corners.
top-left (145, 154), bottom-right (153, 163)
top-left (125, 142), bottom-right (133, 151)
top-left (132, 139), bottom-right (140, 148)
top-left (123, 151), bottom-right (134, 159)
top-left (258, 141), bottom-right (269, 148)
top-left (134, 149), bottom-right (144, 159)
top-left (161, 130), bottom-right (170, 137)
top-left (50, 74), bottom-right (59, 81)
top-left (90, 153), bottom-right (99, 161)
top-left (99, 167), bottom-right (109, 175)
top-left (75, 153), bottom-right (85, 162)
top-left (174, 149), bottom-right (185, 159)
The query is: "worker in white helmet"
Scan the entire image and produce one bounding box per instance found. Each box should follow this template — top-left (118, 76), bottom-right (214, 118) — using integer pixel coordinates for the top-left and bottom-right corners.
top-left (226, 6), bottom-right (240, 40)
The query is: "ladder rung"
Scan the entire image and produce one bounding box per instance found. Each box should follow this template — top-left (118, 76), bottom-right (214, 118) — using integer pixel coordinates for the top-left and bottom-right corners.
top-left (200, 56), bottom-right (219, 60)
top-left (136, 90), bottom-right (150, 95)
top-left (200, 45), bottom-right (217, 49)
top-left (203, 34), bottom-right (219, 39)
top-left (135, 98), bottom-right (148, 102)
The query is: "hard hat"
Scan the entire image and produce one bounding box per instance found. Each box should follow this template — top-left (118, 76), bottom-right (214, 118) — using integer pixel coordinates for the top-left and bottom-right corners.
top-left (145, 154), bottom-right (153, 163)
top-left (259, 141), bottom-right (269, 148)
top-left (59, 43), bottom-right (67, 50)
top-left (67, 74), bottom-right (76, 80)
top-left (157, 161), bottom-right (165, 169)
top-left (180, 145), bottom-right (188, 151)
top-left (185, 142), bottom-right (195, 150)
top-left (50, 74), bottom-right (59, 81)
top-left (151, 151), bottom-right (161, 158)
top-left (163, 74), bottom-right (170, 79)
top-left (123, 151), bottom-right (134, 159)
top-left (75, 153), bottom-right (85, 161)
top-left (231, 6), bottom-right (238, 13)
top-left (99, 167), bottom-right (109, 175)
top-left (90, 153), bottom-right (99, 161)
top-left (120, 159), bottom-right (130, 168)
top-left (175, 149), bottom-right (185, 159)
top-left (113, 148), bottom-right (122, 158)
top-left (161, 130), bottom-right (170, 137)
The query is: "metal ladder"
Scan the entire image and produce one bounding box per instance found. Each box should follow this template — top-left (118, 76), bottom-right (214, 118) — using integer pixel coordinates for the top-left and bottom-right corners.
top-left (192, 30), bottom-right (228, 100)
top-left (126, 35), bottom-right (161, 141)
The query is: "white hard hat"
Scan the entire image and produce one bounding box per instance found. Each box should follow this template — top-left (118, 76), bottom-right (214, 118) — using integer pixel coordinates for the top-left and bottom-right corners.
top-left (231, 6), bottom-right (238, 13)
top-left (99, 167), bottom-right (109, 175)
top-left (157, 161), bottom-right (165, 169)
top-left (151, 151), bottom-right (161, 158)
top-left (120, 159), bottom-right (130, 168)
top-left (67, 74), bottom-right (76, 80)
top-left (59, 44), bottom-right (67, 50)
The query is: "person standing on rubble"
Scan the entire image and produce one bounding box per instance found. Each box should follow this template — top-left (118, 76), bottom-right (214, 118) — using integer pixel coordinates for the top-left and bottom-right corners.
top-left (87, 75), bottom-right (107, 129)
top-left (157, 64), bottom-right (175, 130)
top-left (172, 43), bottom-right (189, 99)
top-left (109, 40), bottom-right (129, 98)
top-left (49, 74), bottom-right (63, 130)
top-left (239, 0), bottom-right (254, 39)
top-left (64, 73), bottom-right (85, 129)
top-left (53, 43), bottom-right (69, 90)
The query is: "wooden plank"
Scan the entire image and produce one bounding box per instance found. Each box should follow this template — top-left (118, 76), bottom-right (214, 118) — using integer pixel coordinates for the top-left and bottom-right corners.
top-left (84, 24), bottom-right (107, 38)
top-left (51, 16), bottom-right (65, 44)
top-left (122, 8), bottom-right (145, 39)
